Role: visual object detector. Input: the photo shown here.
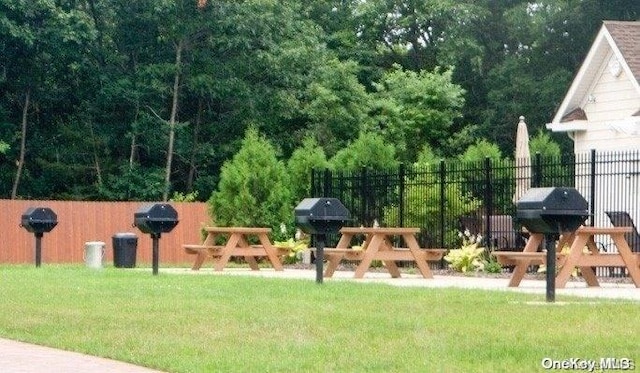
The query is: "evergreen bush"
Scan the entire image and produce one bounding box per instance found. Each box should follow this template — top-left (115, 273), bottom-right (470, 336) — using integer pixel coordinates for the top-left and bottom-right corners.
top-left (208, 127), bottom-right (293, 239)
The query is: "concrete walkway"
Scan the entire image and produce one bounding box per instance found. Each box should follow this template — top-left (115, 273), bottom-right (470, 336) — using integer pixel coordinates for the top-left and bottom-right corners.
top-left (1, 268), bottom-right (638, 372)
top-left (0, 338), bottom-right (164, 373)
top-left (172, 267), bottom-right (640, 301)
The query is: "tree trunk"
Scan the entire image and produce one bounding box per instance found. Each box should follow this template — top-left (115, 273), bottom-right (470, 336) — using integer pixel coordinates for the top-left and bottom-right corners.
top-left (88, 120), bottom-right (103, 186)
top-left (129, 104), bottom-right (140, 169)
top-left (11, 89), bottom-right (30, 199)
top-left (186, 99), bottom-right (203, 191)
top-left (163, 40), bottom-right (183, 201)
top-left (129, 133), bottom-right (137, 169)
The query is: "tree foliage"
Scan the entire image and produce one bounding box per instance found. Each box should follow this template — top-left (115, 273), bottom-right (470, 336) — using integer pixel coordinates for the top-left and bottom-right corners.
top-left (208, 127), bottom-right (293, 230)
top-left (329, 132), bottom-right (399, 171)
top-left (384, 178), bottom-right (482, 247)
top-left (367, 65), bottom-right (465, 163)
top-left (0, 0), bottom-right (637, 201)
top-left (287, 136), bottom-right (329, 203)
top-left (458, 139), bottom-right (504, 164)
top-left (530, 130), bottom-right (561, 158)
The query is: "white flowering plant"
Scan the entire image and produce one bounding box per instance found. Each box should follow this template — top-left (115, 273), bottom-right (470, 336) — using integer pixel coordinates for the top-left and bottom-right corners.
top-left (444, 230), bottom-right (486, 273)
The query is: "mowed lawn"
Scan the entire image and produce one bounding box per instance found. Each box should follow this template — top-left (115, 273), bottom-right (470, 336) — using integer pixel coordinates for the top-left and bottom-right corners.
top-left (0, 265), bottom-right (638, 372)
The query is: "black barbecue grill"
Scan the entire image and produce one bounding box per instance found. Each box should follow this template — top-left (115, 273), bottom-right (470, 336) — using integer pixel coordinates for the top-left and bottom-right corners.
top-left (294, 198), bottom-right (350, 283)
top-left (133, 203), bottom-right (179, 275)
top-left (134, 203), bottom-right (179, 235)
top-left (515, 187), bottom-right (589, 302)
top-left (20, 207), bottom-right (58, 267)
top-left (21, 207), bottom-right (58, 234)
top-left (516, 187), bottom-right (589, 234)
top-left (294, 197), bottom-right (350, 235)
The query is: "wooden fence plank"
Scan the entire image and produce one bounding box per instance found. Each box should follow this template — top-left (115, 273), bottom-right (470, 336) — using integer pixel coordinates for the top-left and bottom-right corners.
top-left (0, 200), bottom-right (210, 266)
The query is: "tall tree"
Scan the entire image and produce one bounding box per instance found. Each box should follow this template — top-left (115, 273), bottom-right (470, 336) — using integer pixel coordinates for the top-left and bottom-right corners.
top-left (367, 65), bottom-right (465, 162)
top-left (0, 0), bottom-right (96, 198)
top-left (353, 0), bottom-right (482, 71)
top-left (146, 0), bottom-right (210, 201)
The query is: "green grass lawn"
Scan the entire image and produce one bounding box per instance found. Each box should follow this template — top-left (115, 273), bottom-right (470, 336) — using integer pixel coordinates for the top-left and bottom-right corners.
top-left (0, 265), bottom-right (638, 372)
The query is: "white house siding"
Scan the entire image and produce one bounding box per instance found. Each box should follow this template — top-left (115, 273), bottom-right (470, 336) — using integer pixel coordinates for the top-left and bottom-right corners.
top-left (573, 53), bottom-right (640, 235)
top-left (575, 55), bottom-right (640, 153)
top-left (546, 24), bottom-right (640, 257)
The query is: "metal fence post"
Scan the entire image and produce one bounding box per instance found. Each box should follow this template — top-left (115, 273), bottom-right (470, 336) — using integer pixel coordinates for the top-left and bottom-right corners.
top-left (484, 157), bottom-right (493, 248)
top-left (323, 169), bottom-right (332, 197)
top-left (398, 164), bottom-right (405, 227)
top-left (360, 167), bottom-right (367, 225)
top-left (311, 169), bottom-right (317, 196)
top-left (533, 152), bottom-right (542, 187)
top-left (589, 149), bottom-right (597, 227)
top-left (439, 159), bottom-right (446, 248)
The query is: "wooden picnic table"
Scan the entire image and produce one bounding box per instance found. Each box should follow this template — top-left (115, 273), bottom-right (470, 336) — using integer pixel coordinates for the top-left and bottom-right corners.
top-left (492, 232), bottom-right (573, 287)
top-left (556, 227), bottom-right (640, 288)
top-left (183, 227), bottom-right (284, 272)
top-left (322, 227), bottom-right (445, 279)
top-left (492, 227), bottom-right (640, 288)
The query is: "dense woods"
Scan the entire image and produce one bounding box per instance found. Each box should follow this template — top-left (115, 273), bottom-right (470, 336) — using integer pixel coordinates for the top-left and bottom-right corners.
top-left (1, 0), bottom-right (640, 202)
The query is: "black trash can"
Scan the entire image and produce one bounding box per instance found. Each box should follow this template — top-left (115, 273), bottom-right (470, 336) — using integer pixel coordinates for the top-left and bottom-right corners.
top-left (112, 233), bottom-right (138, 268)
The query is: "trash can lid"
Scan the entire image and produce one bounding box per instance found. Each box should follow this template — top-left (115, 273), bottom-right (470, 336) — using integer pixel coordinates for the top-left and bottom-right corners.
top-left (85, 241), bottom-right (106, 246)
top-left (113, 232), bottom-right (137, 238)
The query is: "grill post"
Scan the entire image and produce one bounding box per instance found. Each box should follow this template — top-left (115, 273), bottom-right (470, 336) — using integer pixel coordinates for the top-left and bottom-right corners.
top-left (34, 232), bottom-right (43, 268)
top-left (544, 235), bottom-right (556, 302)
top-left (152, 233), bottom-right (160, 276)
top-left (315, 234), bottom-right (325, 284)
top-left (20, 207), bottom-right (58, 267)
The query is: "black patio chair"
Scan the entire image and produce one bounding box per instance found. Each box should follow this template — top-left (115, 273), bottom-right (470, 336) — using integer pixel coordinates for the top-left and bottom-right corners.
top-left (604, 211), bottom-right (640, 253)
top-left (482, 215), bottom-right (527, 251)
top-left (458, 215), bottom-right (482, 237)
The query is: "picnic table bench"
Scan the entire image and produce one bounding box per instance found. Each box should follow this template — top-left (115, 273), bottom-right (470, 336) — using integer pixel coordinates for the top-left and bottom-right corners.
top-left (492, 227), bottom-right (640, 288)
top-left (183, 227), bottom-right (284, 271)
top-left (320, 227), bottom-right (446, 279)
top-left (556, 227), bottom-right (640, 288)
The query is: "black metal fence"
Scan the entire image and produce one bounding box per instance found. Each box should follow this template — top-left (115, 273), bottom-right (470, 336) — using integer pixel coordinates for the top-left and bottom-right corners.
top-left (311, 149), bottom-right (640, 266)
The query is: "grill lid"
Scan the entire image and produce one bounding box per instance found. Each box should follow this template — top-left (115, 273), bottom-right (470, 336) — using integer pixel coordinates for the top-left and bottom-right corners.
top-left (133, 203), bottom-right (179, 234)
top-left (517, 187), bottom-right (588, 213)
top-left (20, 207), bottom-right (58, 233)
top-left (516, 187), bottom-right (589, 233)
top-left (294, 198), bottom-right (350, 234)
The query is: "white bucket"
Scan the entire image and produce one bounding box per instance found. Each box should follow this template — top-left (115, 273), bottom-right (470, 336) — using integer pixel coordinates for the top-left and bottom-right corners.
top-left (84, 241), bottom-right (105, 269)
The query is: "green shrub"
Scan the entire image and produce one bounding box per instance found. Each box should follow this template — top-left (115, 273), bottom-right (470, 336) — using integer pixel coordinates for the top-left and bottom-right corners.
top-left (287, 136), bottom-right (330, 202)
top-left (273, 237), bottom-right (310, 264)
top-left (383, 178), bottom-right (482, 247)
top-left (482, 254), bottom-right (503, 274)
top-left (170, 191), bottom-right (199, 202)
top-left (208, 127), bottom-right (293, 235)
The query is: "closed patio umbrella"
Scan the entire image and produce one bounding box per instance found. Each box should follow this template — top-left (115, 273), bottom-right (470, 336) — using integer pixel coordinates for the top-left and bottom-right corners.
top-left (513, 116), bottom-right (531, 203)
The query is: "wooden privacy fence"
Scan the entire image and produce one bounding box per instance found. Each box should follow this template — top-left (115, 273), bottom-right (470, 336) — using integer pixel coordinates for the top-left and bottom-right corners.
top-left (0, 200), bottom-right (210, 265)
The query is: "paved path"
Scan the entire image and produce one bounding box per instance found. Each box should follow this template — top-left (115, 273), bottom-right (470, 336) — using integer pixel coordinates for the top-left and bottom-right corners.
top-left (176, 267), bottom-right (640, 301)
top-left (1, 268), bottom-right (638, 372)
top-left (0, 338), bottom-right (164, 372)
